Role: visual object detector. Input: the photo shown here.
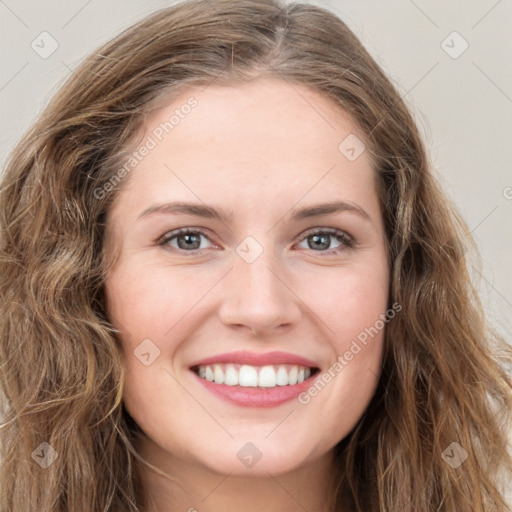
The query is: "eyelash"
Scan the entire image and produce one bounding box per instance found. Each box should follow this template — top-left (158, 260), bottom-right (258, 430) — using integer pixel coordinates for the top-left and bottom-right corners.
top-left (156, 227), bottom-right (355, 256)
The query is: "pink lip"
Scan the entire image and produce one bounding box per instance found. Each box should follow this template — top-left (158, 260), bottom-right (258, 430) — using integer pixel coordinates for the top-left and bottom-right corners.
top-left (188, 350), bottom-right (320, 408)
top-left (189, 350), bottom-right (319, 369)
top-left (191, 372), bottom-right (318, 408)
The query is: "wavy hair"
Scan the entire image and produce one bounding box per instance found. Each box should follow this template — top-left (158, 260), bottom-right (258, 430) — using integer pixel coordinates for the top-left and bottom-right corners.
top-left (1, 0), bottom-right (511, 510)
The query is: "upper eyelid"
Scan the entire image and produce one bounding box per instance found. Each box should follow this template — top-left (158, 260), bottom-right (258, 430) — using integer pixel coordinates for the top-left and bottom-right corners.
top-left (158, 227), bottom-right (214, 244)
top-left (299, 226), bottom-right (352, 240)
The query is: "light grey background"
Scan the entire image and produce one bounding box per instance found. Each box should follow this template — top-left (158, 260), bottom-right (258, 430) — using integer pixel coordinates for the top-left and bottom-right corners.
top-left (0, 0), bottom-right (511, 501)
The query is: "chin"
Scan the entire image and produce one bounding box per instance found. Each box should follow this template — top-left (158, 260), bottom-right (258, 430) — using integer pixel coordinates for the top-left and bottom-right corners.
top-left (190, 437), bottom-right (315, 477)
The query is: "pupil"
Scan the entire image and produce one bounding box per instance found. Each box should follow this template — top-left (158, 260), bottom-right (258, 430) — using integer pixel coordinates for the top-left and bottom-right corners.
top-left (310, 234), bottom-right (329, 250)
top-left (178, 233), bottom-right (200, 250)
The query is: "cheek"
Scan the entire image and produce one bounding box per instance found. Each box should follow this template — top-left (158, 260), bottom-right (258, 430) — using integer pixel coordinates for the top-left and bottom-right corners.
top-left (105, 263), bottom-right (191, 341)
top-left (104, 263), bottom-right (204, 407)
top-left (299, 261), bottom-right (389, 345)
top-left (293, 262), bottom-right (389, 445)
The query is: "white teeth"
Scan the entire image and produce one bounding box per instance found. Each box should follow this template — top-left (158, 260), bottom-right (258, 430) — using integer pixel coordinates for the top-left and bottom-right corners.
top-left (258, 365), bottom-right (277, 388)
top-left (224, 364), bottom-right (239, 386)
top-left (288, 365), bottom-right (298, 385)
top-left (213, 364), bottom-right (224, 384)
top-left (205, 366), bottom-right (214, 382)
top-left (276, 365), bottom-right (289, 386)
top-left (238, 365), bottom-right (258, 387)
top-left (194, 363), bottom-right (315, 388)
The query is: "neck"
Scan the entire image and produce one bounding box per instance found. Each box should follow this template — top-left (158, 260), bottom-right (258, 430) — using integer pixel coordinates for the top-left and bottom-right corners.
top-left (136, 436), bottom-right (340, 512)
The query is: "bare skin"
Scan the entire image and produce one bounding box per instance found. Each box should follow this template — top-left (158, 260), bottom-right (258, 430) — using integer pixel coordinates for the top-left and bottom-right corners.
top-left (104, 78), bottom-right (390, 511)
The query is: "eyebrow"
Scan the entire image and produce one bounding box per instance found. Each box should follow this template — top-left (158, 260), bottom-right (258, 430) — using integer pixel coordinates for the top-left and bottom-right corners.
top-left (136, 200), bottom-right (373, 224)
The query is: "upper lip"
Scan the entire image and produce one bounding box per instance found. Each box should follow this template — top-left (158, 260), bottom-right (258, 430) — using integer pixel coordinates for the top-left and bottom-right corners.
top-left (189, 350), bottom-right (319, 369)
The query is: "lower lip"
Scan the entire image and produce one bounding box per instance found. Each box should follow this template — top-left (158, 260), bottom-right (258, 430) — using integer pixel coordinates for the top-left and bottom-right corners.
top-left (191, 371), bottom-right (318, 407)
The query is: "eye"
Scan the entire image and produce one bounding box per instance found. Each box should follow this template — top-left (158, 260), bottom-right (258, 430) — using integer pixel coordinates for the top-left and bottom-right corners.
top-left (295, 227), bottom-right (354, 255)
top-left (157, 227), bottom-right (214, 253)
top-left (157, 226), bottom-right (355, 255)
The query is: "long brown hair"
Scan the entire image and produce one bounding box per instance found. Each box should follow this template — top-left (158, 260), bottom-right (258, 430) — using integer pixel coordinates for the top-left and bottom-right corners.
top-left (1, 0), bottom-right (511, 510)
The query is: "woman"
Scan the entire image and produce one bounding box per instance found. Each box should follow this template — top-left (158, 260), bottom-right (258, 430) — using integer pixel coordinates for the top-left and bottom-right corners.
top-left (1, 0), bottom-right (511, 510)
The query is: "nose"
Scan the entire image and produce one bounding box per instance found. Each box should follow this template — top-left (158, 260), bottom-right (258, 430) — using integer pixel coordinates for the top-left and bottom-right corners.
top-left (217, 247), bottom-right (302, 335)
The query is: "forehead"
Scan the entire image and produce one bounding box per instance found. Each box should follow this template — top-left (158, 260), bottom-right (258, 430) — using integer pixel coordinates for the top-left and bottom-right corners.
top-left (111, 79), bottom-right (379, 223)
top-left (143, 78), bottom-right (367, 158)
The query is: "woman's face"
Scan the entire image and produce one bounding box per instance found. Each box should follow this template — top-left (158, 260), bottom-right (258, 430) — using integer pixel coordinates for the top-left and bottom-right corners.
top-left (104, 79), bottom-right (390, 476)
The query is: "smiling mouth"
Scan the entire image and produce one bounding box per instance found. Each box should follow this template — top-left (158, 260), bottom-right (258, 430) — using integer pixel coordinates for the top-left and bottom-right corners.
top-left (191, 363), bottom-right (319, 388)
